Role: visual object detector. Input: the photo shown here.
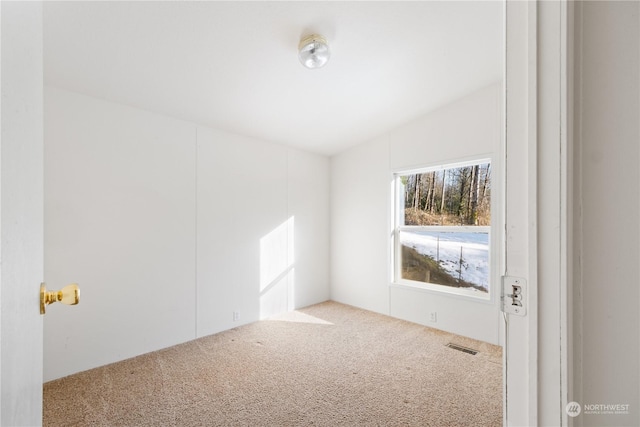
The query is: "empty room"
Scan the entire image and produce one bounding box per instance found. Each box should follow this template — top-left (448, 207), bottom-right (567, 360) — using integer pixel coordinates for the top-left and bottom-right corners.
top-left (1, 1), bottom-right (638, 427)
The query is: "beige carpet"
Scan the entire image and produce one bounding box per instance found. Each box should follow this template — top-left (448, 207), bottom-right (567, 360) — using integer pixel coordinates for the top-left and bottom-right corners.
top-left (44, 301), bottom-right (502, 426)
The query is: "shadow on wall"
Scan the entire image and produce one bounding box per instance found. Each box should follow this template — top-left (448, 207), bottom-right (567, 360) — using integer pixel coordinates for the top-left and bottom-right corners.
top-left (260, 216), bottom-right (295, 319)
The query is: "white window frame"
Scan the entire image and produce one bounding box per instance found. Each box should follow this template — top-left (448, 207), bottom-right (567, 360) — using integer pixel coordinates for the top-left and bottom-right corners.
top-left (392, 158), bottom-right (492, 301)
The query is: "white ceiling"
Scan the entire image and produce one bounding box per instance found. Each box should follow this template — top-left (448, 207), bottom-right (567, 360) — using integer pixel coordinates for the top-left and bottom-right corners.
top-left (43, 1), bottom-right (503, 156)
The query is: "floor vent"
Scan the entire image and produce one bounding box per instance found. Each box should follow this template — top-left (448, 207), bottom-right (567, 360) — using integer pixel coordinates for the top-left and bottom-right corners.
top-left (446, 343), bottom-right (478, 355)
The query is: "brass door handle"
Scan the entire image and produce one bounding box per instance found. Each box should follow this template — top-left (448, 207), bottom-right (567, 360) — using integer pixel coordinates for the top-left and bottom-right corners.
top-left (40, 282), bottom-right (80, 315)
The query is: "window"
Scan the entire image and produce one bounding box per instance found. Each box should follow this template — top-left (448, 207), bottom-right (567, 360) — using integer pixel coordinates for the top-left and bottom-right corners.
top-left (393, 160), bottom-right (491, 299)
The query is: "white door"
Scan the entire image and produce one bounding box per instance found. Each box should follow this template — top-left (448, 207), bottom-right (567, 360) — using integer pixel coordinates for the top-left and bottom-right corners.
top-left (0, 2), bottom-right (45, 426)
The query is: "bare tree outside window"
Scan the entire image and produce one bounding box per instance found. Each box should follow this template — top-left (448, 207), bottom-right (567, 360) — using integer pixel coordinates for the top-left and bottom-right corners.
top-left (395, 161), bottom-right (491, 296)
top-left (402, 163), bottom-right (491, 226)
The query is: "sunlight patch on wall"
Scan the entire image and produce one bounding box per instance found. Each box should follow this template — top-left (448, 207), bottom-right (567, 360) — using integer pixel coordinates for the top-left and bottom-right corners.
top-left (259, 217), bottom-right (295, 319)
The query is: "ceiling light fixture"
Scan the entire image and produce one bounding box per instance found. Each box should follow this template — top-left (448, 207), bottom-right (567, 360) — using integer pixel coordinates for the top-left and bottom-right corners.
top-left (298, 34), bottom-right (330, 69)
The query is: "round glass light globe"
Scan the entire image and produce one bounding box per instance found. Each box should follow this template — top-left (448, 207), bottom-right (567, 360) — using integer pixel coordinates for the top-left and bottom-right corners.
top-left (298, 35), bottom-right (330, 69)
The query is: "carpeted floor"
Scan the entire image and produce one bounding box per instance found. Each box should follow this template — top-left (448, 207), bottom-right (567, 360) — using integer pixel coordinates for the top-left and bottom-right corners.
top-left (44, 301), bottom-right (502, 426)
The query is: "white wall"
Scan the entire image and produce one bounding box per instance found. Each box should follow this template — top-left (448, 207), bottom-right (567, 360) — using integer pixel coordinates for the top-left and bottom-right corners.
top-left (196, 128), bottom-right (330, 335)
top-left (573, 2), bottom-right (639, 425)
top-left (287, 149), bottom-right (331, 309)
top-left (44, 87), bottom-right (329, 381)
top-left (330, 135), bottom-right (391, 314)
top-left (331, 83), bottom-right (502, 345)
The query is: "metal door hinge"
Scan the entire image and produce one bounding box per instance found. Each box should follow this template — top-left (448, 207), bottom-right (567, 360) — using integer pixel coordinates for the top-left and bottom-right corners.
top-left (501, 276), bottom-right (526, 316)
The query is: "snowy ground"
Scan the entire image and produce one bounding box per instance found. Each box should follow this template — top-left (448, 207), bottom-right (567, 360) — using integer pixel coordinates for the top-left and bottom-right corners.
top-left (400, 230), bottom-right (489, 290)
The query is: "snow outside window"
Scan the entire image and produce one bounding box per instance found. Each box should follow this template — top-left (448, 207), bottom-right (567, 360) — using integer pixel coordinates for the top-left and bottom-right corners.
top-left (393, 160), bottom-right (491, 299)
